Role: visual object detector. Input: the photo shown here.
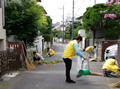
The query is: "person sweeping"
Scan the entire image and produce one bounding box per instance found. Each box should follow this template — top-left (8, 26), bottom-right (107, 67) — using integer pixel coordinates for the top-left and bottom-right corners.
top-left (85, 46), bottom-right (96, 61)
top-left (62, 35), bottom-right (86, 84)
top-left (33, 51), bottom-right (44, 64)
top-left (47, 47), bottom-right (55, 57)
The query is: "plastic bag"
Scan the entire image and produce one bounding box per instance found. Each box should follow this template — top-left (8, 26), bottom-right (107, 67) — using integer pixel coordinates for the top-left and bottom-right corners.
top-left (77, 57), bottom-right (88, 72)
top-left (40, 55), bottom-right (44, 60)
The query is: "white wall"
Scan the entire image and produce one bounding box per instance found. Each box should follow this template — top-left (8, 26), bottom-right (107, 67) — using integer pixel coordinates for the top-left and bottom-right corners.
top-left (78, 29), bottom-right (86, 49)
top-left (44, 41), bottom-right (51, 50)
top-left (0, 28), bottom-right (5, 39)
top-left (0, 1), bottom-right (6, 51)
top-left (0, 28), bottom-right (6, 51)
top-left (34, 36), bottom-right (43, 55)
top-left (0, 8), bottom-right (2, 27)
top-left (29, 36), bottom-right (52, 55)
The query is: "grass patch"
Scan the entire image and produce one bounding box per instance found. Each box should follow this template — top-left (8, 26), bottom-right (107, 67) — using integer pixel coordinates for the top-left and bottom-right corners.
top-left (42, 60), bottom-right (63, 64)
top-left (42, 48), bottom-right (48, 57)
top-left (19, 64), bottom-right (26, 71)
top-left (0, 81), bottom-right (8, 88)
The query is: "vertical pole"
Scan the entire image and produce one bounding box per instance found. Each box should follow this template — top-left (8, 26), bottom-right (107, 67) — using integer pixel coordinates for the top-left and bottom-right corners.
top-left (0, 0), bottom-right (1, 8)
top-left (117, 43), bottom-right (120, 67)
top-left (72, 0), bottom-right (74, 39)
top-left (94, 0), bottom-right (96, 4)
top-left (62, 5), bottom-right (64, 43)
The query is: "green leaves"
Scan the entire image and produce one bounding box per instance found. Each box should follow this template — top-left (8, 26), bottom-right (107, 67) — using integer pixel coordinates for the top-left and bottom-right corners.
top-left (5, 0), bottom-right (52, 45)
top-left (42, 60), bottom-right (63, 64)
top-left (65, 21), bottom-right (83, 39)
top-left (83, 4), bottom-right (106, 31)
top-left (82, 3), bottom-right (120, 39)
top-left (43, 34), bottom-right (53, 42)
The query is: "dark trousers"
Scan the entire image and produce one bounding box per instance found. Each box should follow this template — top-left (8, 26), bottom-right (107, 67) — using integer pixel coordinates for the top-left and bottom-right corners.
top-left (104, 69), bottom-right (115, 77)
top-left (33, 57), bottom-right (40, 62)
top-left (63, 58), bottom-right (72, 81)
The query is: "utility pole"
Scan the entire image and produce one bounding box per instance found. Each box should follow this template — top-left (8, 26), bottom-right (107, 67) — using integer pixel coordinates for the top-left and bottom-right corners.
top-left (72, 0), bottom-right (74, 39)
top-left (58, 5), bottom-right (64, 43)
top-left (94, 0), bottom-right (96, 4)
top-left (62, 5), bottom-right (64, 43)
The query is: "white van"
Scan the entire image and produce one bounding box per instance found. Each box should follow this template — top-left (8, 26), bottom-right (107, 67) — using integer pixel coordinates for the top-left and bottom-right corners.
top-left (104, 44), bottom-right (118, 60)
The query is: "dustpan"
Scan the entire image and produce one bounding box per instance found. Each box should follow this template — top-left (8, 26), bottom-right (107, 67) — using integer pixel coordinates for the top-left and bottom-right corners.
top-left (78, 60), bottom-right (91, 75)
top-left (78, 69), bottom-right (91, 75)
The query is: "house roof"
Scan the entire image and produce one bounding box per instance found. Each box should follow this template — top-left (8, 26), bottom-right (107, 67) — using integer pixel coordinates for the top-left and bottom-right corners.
top-left (76, 16), bottom-right (83, 20)
top-left (53, 22), bottom-right (62, 30)
top-left (40, 6), bottom-right (47, 14)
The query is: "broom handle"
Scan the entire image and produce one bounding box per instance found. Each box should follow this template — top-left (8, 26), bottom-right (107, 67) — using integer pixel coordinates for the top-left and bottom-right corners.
top-left (81, 60), bottom-right (84, 69)
top-left (81, 58), bottom-right (90, 70)
top-left (87, 58), bottom-right (90, 70)
top-left (84, 51), bottom-right (90, 70)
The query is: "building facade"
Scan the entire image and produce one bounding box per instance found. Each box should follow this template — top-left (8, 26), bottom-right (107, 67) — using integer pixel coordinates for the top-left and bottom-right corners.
top-left (0, 0), bottom-right (6, 51)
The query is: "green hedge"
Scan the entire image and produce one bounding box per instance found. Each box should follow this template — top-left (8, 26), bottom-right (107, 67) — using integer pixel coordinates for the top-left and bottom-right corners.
top-left (43, 34), bottom-right (53, 42)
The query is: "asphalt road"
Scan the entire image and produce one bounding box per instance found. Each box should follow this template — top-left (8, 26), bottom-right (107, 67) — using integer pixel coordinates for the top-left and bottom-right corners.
top-left (44, 42), bottom-right (66, 61)
top-left (0, 42), bottom-right (118, 89)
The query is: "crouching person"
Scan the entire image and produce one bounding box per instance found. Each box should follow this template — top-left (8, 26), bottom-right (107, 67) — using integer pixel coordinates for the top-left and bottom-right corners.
top-left (33, 51), bottom-right (44, 65)
top-left (102, 57), bottom-right (120, 77)
top-left (47, 47), bottom-right (55, 57)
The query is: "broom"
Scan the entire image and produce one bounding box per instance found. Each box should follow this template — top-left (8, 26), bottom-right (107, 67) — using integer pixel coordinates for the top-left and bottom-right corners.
top-left (86, 54), bottom-right (103, 76)
top-left (108, 81), bottom-right (120, 88)
top-left (25, 57), bottom-right (35, 70)
top-left (22, 43), bottom-right (35, 70)
top-left (90, 72), bottom-right (103, 76)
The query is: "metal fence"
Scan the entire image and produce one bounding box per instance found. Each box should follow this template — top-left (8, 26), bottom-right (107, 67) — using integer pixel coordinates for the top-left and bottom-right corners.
top-left (0, 49), bottom-right (23, 77)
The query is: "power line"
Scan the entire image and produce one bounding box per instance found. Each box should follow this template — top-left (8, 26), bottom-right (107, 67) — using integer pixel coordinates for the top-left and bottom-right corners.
top-left (72, 0), bottom-right (86, 39)
top-left (94, 0), bottom-right (96, 4)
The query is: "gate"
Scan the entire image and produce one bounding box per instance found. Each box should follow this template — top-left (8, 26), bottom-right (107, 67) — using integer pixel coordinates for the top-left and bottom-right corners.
top-left (8, 41), bottom-right (27, 65)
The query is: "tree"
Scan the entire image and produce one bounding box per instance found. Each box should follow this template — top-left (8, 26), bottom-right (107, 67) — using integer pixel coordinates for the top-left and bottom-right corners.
top-left (73, 26), bottom-right (83, 37)
top-left (66, 21), bottom-right (82, 39)
top-left (83, 4), bottom-right (107, 39)
top-left (103, 4), bottom-right (120, 39)
top-left (40, 16), bottom-right (53, 42)
top-left (5, 0), bottom-right (48, 45)
top-left (52, 29), bottom-right (61, 37)
top-left (82, 3), bottom-right (120, 40)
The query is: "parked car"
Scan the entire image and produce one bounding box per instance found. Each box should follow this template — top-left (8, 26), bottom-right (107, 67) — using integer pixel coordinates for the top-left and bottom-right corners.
top-left (104, 44), bottom-right (118, 60)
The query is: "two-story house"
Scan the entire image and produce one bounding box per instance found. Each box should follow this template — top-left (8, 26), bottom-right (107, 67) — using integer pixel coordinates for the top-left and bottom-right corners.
top-left (0, 0), bottom-right (6, 51)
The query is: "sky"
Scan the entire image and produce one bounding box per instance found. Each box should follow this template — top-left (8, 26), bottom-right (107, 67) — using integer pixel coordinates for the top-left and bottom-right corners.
top-left (40, 0), bottom-right (108, 24)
